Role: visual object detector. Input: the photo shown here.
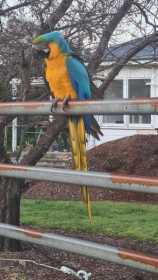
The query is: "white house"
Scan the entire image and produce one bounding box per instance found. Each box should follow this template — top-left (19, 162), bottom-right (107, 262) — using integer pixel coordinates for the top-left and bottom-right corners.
top-left (87, 38), bottom-right (158, 149)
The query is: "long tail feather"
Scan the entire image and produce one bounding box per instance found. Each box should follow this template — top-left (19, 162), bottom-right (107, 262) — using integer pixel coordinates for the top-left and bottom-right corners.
top-left (83, 115), bottom-right (103, 140)
top-left (68, 117), bottom-right (92, 222)
top-left (90, 115), bottom-right (103, 139)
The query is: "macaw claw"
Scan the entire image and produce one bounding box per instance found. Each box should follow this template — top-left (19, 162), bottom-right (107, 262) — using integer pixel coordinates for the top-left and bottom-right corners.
top-left (51, 97), bottom-right (70, 112)
top-left (51, 98), bottom-right (60, 112)
top-left (62, 96), bottom-right (70, 111)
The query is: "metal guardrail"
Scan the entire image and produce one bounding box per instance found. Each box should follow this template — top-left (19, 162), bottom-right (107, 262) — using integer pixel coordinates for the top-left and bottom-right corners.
top-left (0, 163), bottom-right (158, 194)
top-left (0, 99), bottom-right (158, 274)
top-left (0, 98), bottom-right (158, 115)
top-left (0, 223), bottom-right (157, 273)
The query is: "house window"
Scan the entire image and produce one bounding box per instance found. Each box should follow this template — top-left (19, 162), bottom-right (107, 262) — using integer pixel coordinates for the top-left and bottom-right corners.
top-left (129, 79), bottom-right (151, 124)
top-left (103, 78), bottom-right (151, 126)
top-left (103, 80), bottom-right (123, 124)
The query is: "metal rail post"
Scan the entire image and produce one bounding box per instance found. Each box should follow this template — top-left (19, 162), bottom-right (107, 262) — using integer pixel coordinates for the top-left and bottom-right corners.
top-left (0, 163), bottom-right (158, 194)
top-left (0, 98), bottom-right (158, 115)
top-left (0, 224), bottom-right (157, 273)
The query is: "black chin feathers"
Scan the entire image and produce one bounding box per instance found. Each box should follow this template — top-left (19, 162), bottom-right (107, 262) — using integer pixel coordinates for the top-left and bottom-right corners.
top-left (33, 48), bottom-right (50, 59)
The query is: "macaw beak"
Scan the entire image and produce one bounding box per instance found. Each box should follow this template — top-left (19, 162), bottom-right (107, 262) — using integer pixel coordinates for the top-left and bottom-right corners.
top-left (32, 35), bottom-right (50, 59)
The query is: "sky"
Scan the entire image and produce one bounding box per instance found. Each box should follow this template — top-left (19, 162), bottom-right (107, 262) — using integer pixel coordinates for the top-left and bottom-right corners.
top-left (8, 0), bottom-right (18, 4)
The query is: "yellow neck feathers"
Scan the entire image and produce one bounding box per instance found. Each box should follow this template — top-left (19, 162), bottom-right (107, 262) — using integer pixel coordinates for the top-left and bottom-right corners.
top-left (44, 42), bottom-right (76, 99)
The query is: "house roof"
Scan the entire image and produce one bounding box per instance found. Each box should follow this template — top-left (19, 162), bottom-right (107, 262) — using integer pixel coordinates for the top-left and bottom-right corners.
top-left (103, 37), bottom-right (158, 62)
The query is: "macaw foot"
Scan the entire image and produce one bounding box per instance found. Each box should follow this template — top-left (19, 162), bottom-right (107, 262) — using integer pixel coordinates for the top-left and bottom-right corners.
top-left (62, 96), bottom-right (70, 111)
top-left (51, 98), bottom-right (60, 112)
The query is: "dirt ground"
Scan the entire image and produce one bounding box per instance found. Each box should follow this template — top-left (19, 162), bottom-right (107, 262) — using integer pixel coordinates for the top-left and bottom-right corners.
top-left (0, 231), bottom-right (157, 280)
top-left (24, 135), bottom-right (158, 203)
top-left (2, 135), bottom-right (158, 279)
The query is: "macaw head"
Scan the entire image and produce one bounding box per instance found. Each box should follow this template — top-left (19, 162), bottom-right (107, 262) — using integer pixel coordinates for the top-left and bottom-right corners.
top-left (32, 31), bottom-right (72, 59)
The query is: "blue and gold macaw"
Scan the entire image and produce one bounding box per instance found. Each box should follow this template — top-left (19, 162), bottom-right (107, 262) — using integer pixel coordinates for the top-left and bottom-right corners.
top-left (32, 31), bottom-right (102, 222)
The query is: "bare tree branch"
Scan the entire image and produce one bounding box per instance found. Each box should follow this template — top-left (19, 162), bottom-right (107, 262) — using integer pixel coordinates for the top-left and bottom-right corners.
top-left (88, 0), bottom-right (134, 74)
top-left (133, 1), bottom-right (158, 30)
top-left (0, 0), bottom-right (36, 16)
top-left (44, 0), bottom-right (74, 31)
top-left (20, 116), bottom-right (66, 165)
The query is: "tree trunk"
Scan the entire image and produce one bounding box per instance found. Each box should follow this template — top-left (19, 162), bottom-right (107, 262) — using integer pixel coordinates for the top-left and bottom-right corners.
top-left (0, 128), bottom-right (22, 251)
top-left (0, 178), bottom-right (22, 251)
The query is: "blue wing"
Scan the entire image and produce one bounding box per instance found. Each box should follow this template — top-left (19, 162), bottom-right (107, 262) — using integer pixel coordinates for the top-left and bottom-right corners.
top-left (66, 56), bottom-right (92, 133)
top-left (66, 56), bottom-right (91, 100)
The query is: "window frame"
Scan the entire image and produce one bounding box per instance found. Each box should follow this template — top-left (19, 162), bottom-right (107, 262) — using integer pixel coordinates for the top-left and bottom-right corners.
top-left (101, 79), bottom-right (126, 128)
top-left (100, 71), bottom-right (154, 129)
top-left (127, 77), bottom-right (154, 129)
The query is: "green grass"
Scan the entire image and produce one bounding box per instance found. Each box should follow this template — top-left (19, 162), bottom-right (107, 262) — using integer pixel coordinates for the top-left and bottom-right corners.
top-left (21, 200), bottom-right (158, 243)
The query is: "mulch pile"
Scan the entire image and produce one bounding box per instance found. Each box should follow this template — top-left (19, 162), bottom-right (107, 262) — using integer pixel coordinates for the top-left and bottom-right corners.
top-left (24, 135), bottom-right (158, 203)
